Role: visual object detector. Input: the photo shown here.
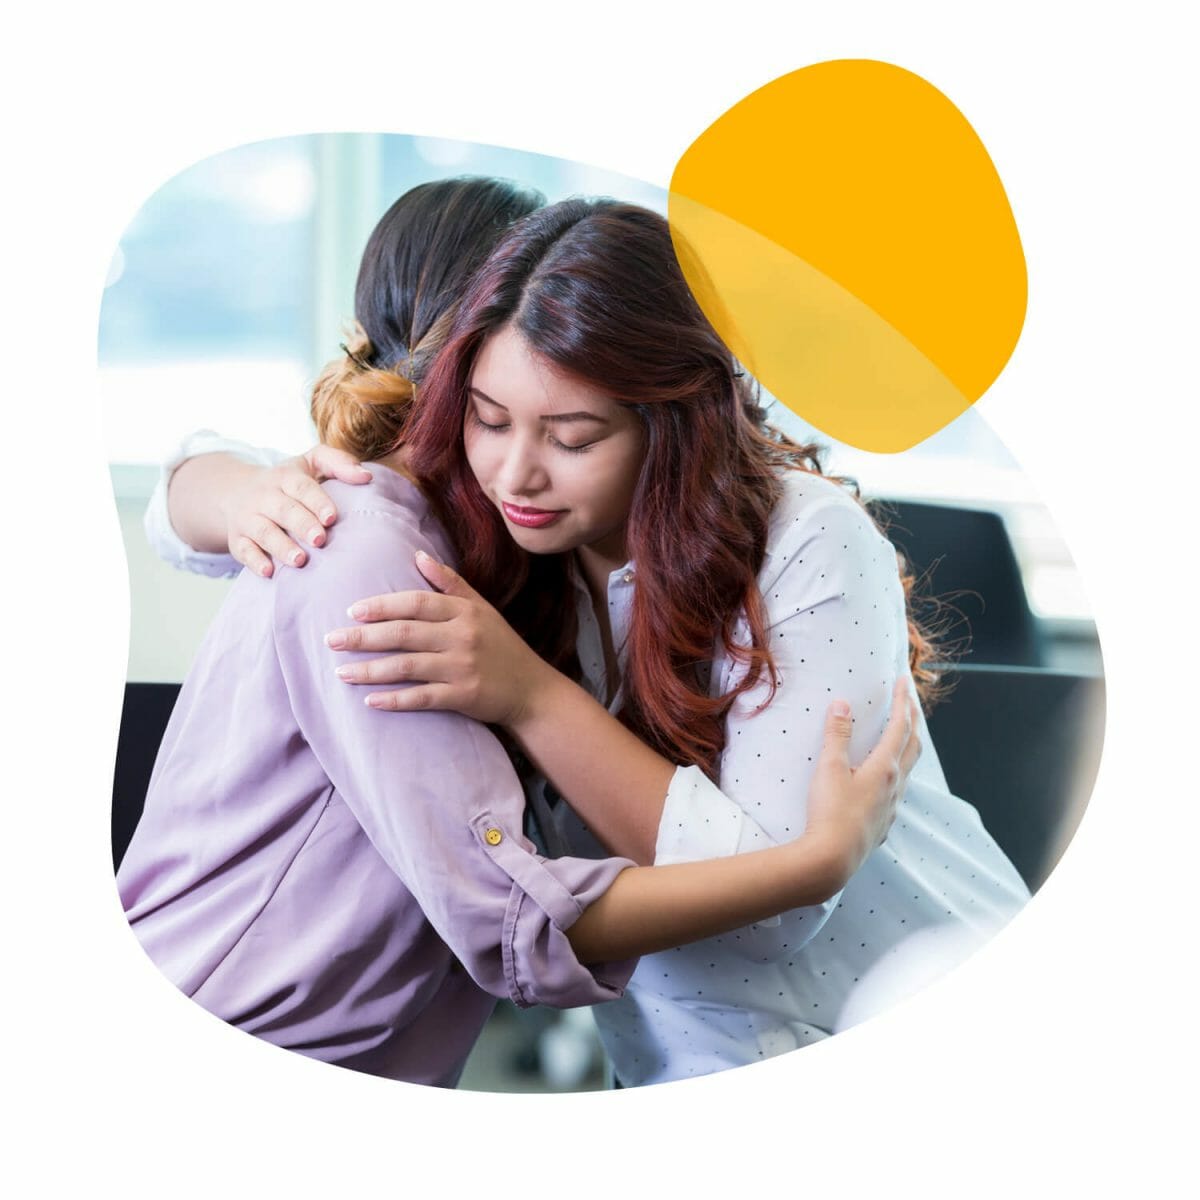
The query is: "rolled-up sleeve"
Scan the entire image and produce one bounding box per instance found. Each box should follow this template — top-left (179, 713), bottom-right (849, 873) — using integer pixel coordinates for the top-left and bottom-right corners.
top-left (271, 485), bottom-right (637, 1008)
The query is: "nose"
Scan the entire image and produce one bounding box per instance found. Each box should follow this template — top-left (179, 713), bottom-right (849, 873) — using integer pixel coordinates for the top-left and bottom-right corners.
top-left (496, 434), bottom-right (550, 499)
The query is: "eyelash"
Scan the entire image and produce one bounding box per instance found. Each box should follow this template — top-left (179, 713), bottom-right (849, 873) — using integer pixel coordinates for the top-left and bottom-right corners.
top-left (468, 409), bottom-right (596, 454)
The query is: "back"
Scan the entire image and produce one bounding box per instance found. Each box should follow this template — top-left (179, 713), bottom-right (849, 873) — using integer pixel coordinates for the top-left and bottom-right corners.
top-left (118, 463), bottom-right (637, 1083)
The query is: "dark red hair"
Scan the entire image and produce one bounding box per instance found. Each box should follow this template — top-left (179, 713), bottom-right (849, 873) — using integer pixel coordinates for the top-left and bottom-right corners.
top-left (405, 199), bottom-right (938, 776)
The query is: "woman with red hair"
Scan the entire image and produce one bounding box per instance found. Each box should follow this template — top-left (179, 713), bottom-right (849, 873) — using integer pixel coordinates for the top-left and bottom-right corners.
top-left (126, 180), bottom-right (916, 1089)
top-left (153, 197), bottom-right (1025, 1087)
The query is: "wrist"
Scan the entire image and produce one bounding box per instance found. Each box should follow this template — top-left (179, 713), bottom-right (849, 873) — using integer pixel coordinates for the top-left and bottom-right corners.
top-left (168, 454), bottom-right (257, 554)
top-left (787, 831), bottom-right (858, 905)
top-left (506, 661), bottom-right (574, 738)
top-left (215, 458), bottom-right (262, 520)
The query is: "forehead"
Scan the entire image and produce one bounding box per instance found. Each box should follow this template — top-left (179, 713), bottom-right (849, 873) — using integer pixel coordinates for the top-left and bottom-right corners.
top-left (471, 324), bottom-right (617, 416)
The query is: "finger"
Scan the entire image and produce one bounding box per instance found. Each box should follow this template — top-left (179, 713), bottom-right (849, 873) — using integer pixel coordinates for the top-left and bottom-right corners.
top-left (282, 474), bottom-right (340, 535)
top-left (362, 684), bottom-right (455, 713)
top-left (244, 513), bottom-right (308, 568)
top-left (308, 444), bottom-right (373, 486)
top-left (346, 589), bottom-right (461, 624)
top-left (874, 677), bottom-right (916, 759)
top-left (897, 697), bottom-right (923, 776)
top-left (819, 699), bottom-right (854, 762)
top-left (325, 619), bottom-right (449, 654)
top-left (335, 652), bottom-right (448, 686)
top-left (414, 549), bottom-right (477, 599)
top-left (232, 535), bottom-right (274, 579)
top-left (898, 726), bottom-right (923, 778)
top-left (855, 683), bottom-right (914, 792)
top-left (266, 488), bottom-right (333, 547)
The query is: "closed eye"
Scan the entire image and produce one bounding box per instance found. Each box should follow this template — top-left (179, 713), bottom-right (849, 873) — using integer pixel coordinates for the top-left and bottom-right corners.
top-left (468, 409), bottom-right (509, 433)
top-left (470, 407), bottom-right (597, 453)
top-left (551, 436), bottom-right (597, 455)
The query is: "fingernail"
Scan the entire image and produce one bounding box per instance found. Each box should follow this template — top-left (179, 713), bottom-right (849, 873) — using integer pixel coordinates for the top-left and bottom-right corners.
top-left (348, 602), bottom-right (367, 620)
top-left (832, 700), bottom-right (850, 717)
top-left (415, 549), bottom-right (432, 564)
top-left (290, 549), bottom-right (305, 566)
top-left (365, 694), bottom-right (383, 707)
top-left (308, 527), bottom-right (325, 546)
top-left (325, 631), bottom-right (346, 649)
top-left (356, 467), bottom-right (373, 480)
top-left (335, 665), bottom-right (355, 680)
top-left (319, 509), bottom-right (335, 525)
top-left (259, 563), bottom-right (272, 578)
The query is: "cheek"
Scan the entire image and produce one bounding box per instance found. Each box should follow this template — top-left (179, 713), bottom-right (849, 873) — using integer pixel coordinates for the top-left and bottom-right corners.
top-left (462, 431), bottom-right (490, 487)
top-left (586, 453), bottom-right (642, 523)
top-left (611, 440), bottom-right (645, 509)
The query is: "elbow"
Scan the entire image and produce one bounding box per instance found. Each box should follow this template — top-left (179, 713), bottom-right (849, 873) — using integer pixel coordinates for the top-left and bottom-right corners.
top-left (626, 811), bottom-right (663, 867)
top-left (587, 825), bottom-right (656, 868)
top-left (564, 900), bottom-right (614, 966)
top-left (509, 913), bottom-right (635, 1008)
top-left (456, 880), bottom-right (635, 1009)
top-left (629, 834), bottom-right (658, 869)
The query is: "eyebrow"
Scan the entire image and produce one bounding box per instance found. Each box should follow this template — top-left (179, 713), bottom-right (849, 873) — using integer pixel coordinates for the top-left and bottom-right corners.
top-left (468, 386), bottom-right (611, 426)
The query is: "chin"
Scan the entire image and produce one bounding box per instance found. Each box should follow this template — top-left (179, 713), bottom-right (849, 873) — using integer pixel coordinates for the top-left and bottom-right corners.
top-left (505, 522), bottom-right (579, 557)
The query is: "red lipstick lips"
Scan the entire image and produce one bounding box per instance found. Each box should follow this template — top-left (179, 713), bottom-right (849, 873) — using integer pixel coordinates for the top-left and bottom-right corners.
top-left (501, 502), bottom-right (564, 529)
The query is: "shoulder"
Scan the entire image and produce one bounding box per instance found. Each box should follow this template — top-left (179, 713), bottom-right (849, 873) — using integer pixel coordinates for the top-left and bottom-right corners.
top-left (318, 465), bottom-right (456, 561)
top-left (272, 467), bottom-right (454, 619)
top-left (323, 462), bottom-right (427, 529)
top-left (759, 469), bottom-right (892, 595)
top-left (766, 468), bottom-right (873, 541)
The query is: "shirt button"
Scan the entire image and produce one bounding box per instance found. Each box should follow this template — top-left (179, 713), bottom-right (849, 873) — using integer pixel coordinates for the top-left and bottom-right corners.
top-left (622, 570), bottom-right (635, 584)
top-left (484, 827), bottom-right (503, 846)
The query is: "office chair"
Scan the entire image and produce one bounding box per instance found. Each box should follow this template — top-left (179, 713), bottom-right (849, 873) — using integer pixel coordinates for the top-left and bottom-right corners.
top-left (873, 499), bottom-right (1045, 667)
top-left (926, 664), bottom-right (1105, 891)
top-left (111, 681), bottom-right (181, 870)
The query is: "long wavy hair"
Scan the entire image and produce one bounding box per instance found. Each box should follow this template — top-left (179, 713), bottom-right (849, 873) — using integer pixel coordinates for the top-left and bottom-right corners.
top-left (406, 198), bottom-right (940, 776)
top-left (309, 176), bottom-right (544, 460)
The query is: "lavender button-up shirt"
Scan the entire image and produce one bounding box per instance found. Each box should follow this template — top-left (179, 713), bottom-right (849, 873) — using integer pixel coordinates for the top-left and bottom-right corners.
top-left (118, 465), bottom-right (636, 1087)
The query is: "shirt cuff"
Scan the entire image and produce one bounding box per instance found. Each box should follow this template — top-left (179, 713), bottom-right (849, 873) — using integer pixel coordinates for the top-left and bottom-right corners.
top-left (470, 810), bottom-right (638, 1009)
top-left (654, 765), bottom-right (753, 865)
top-left (654, 765), bottom-right (783, 928)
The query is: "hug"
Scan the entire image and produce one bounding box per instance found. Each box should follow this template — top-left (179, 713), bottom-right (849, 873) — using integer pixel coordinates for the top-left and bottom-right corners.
top-left (117, 176), bottom-right (1028, 1089)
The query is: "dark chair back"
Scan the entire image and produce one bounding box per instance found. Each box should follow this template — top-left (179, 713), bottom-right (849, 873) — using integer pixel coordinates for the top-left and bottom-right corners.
top-left (112, 682), bottom-right (181, 871)
top-left (926, 664), bottom-right (1105, 891)
top-left (873, 499), bottom-right (1045, 666)
top-left (114, 668), bottom-right (1104, 895)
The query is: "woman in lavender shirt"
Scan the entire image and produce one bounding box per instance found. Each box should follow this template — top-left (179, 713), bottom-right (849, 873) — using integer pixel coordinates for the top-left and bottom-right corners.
top-left (122, 179), bottom-right (918, 1089)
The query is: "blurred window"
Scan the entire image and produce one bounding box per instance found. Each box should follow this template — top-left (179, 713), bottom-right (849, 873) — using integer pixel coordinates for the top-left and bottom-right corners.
top-left (99, 136), bottom-right (318, 469)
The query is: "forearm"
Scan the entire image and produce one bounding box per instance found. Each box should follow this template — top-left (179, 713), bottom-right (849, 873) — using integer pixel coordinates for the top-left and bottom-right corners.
top-left (566, 835), bottom-right (846, 964)
top-left (167, 452), bottom-right (259, 553)
top-left (510, 671), bottom-right (673, 865)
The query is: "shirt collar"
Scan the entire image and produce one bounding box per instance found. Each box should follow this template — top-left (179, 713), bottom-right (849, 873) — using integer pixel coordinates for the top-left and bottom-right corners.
top-left (566, 553), bottom-right (636, 596)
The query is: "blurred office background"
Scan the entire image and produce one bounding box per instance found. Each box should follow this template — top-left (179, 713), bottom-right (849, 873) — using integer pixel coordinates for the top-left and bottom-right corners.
top-left (102, 134), bottom-right (1104, 1092)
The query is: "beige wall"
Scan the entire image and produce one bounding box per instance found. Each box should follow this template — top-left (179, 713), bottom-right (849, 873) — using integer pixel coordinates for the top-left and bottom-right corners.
top-left (117, 496), bottom-right (233, 682)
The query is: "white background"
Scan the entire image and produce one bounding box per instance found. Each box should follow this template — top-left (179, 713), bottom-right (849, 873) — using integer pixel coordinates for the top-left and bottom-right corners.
top-left (3, 2), bottom-right (1196, 1196)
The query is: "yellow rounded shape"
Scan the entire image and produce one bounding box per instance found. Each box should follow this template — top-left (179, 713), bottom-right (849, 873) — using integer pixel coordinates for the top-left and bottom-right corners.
top-left (669, 60), bottom-right (1026, 451)
top-left (484, 828), bottom-right (503, 846)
